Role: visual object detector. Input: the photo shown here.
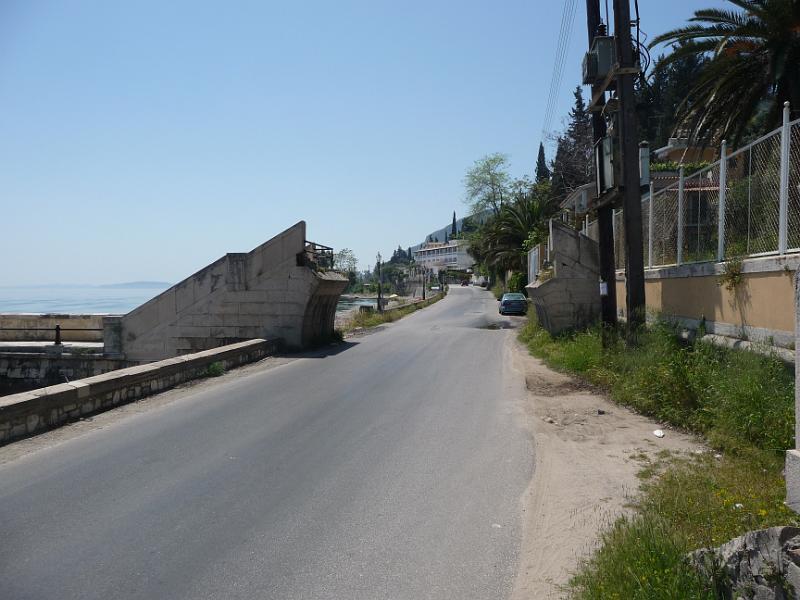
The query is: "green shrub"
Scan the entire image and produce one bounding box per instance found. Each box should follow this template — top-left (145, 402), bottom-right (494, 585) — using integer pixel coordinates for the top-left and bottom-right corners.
top-left (507, 272), bottom-right (528, 294)
top-left (206, 362), bottom-right (225, 377)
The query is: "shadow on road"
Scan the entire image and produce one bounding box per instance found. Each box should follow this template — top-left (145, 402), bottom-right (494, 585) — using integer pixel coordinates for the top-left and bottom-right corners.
top-left (277, 341), bottom-right (359, 360)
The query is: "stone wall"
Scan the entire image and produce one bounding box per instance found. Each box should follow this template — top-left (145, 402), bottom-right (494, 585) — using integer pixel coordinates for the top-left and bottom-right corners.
top-left (117, 221), bottom-right (348, 361)
top-left (0, 339), bottom-right (277, 446)
top-left (0, 353), bottom-right (129, 396)
top-left (0, 314), bottom-right (108, 342)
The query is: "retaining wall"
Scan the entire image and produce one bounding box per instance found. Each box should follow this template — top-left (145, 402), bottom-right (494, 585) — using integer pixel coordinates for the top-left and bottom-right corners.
top-left (614, 254), bottom-right (798, 348)
top-left (0, 353), bottom-right (129, 396)
top-left (0, 339), bottom-right (276, 446)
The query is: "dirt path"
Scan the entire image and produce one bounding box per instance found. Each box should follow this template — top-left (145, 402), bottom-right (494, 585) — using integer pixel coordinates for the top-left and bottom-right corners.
top-left (509, 337), bottom-right (701, 599)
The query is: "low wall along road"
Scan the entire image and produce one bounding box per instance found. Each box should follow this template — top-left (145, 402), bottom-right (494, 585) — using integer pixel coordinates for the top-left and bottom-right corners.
top-left (0, 339), bottom-right (277, 446)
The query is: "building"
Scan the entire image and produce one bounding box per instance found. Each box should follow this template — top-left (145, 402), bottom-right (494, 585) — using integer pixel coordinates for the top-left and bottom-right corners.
top-left (412, 240), bottom-right (474, 274)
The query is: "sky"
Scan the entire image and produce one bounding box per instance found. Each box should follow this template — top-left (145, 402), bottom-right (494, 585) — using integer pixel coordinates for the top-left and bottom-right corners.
top-left (0, 0), bottom-right (727, 285)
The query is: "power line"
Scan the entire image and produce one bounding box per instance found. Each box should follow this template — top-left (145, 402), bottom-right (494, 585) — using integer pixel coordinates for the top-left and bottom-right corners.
top-left (540, 0), bottom-right (579, 146)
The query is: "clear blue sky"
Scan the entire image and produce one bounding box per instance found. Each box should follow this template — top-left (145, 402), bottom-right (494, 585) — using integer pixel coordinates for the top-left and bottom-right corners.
top-left (0, 0), bottom-right (725, 284)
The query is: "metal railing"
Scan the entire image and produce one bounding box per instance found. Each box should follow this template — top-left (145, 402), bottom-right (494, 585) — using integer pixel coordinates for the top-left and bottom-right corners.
top-left (300, 241), bottom-right (335, 271)
top-left (588, 103), bottom-right (800, 268)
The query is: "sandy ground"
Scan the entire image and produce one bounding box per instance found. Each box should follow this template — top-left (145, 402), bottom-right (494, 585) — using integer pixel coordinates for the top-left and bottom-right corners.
top-left (508, 336), bottom-right (702, 600)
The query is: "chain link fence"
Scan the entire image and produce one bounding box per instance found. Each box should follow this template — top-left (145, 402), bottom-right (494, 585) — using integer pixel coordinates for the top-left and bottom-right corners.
top-left (789, 120), bottom-right (800, 250)
top-left (585, 111), bottom-right (798, 269)
top-left (724, 130), bottom-right (782, 257)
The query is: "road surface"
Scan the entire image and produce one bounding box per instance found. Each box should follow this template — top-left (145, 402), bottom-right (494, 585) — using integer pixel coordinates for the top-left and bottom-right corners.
top-left (0, 286), bottom-right (533, 599)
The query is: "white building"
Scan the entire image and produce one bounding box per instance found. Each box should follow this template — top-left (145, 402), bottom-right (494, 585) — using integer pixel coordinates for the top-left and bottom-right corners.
top-left (412, 240), bottom-right (474, 274)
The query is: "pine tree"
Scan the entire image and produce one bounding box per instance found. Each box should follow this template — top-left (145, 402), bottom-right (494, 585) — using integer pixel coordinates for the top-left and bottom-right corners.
top-left (451, 211), bottom-right (457, 236)
top-left (535, 142), bottom-right (551, 183)
top-left (550, 86), bottom-right (594, 201)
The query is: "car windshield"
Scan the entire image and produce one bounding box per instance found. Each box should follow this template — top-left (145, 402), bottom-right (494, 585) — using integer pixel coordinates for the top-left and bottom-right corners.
top-left (503, 293), bottom-right (526, 300)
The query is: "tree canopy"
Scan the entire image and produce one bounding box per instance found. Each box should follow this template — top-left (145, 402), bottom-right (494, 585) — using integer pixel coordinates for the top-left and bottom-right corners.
top-left (463, 153), bottom-right (511, 216)
top-left (650, 0), bottom-right (800, 144)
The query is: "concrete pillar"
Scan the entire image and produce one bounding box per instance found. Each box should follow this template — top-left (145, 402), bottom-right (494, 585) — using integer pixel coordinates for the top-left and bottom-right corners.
top-left (786, 271), bottom-right (800, 511)
top-left (102, 316), bottom-right (123, 358)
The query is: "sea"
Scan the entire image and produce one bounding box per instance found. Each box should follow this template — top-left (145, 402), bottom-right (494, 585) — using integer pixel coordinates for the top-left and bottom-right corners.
top-left (0, 285), bottom-right (171, 314)
top-left (0, 285), bottom-right (375, 314)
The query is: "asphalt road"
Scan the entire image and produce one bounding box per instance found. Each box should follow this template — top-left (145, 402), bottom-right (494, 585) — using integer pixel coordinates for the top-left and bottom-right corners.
top-left (0, 286), bottom-right (533, 600)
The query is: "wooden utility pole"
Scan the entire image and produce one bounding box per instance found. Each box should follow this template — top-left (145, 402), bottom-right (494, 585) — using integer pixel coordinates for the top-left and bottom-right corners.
top-left (585, 0), bottom-right (618, 328)
top-left (613, 0), bottom-right (646, 328)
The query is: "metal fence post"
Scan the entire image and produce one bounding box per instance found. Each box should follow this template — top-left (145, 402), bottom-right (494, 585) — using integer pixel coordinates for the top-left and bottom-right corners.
top-left (718, 140), bottom-right (727, 261)
top-left (648, 182), bottom-right (654, 268)
top-left (780, 101), bottom-right (791, 254)
top-left (677, 165), bottom-right (685, 266)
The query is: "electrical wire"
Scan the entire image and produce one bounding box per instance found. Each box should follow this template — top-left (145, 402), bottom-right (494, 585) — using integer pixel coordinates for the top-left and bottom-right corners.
top-left (540, 0), bottom-right (578, 145)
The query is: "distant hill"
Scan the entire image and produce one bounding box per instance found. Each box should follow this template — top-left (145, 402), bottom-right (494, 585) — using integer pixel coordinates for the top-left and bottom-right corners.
top-left (96, 281), bottom-right (171, 289)
top-left (409, 210), bottom-right (492, 252)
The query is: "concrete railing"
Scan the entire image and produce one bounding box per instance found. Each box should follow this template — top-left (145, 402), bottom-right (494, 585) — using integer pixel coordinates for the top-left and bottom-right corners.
top-left (0, 314), bottom-right (110, 343)
top-left (0, 339), bottom-right (277, 446)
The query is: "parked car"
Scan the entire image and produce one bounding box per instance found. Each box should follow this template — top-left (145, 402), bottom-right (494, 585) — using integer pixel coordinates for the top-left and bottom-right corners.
top-left (498, 292), bottom-right (528, 315)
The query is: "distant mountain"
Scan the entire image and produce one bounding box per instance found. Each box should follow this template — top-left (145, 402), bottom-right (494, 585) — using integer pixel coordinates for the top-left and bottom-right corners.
top-left (96, 281), bottom-right (171, 289)
top-left (409, 210), bottom-right (492, 252)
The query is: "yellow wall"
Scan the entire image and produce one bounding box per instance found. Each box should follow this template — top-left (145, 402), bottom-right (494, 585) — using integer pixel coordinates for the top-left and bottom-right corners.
top-left (615, 270), bottom-right (794, 334)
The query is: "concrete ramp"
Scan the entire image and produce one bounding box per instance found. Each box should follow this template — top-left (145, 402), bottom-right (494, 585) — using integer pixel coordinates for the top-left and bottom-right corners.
top-left (112, 221), bottom-right (347, 361)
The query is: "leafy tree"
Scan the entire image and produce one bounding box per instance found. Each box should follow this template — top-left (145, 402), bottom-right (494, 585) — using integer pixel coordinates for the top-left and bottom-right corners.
top-left (650, 0), bottom-right (800, 144)
top-left (535, 142), bottom-right (551, 182)
top-left (463, 153), bottom-right (511, 215)
top-left (333, 248), bottom-right (358, 272)
top-left (467, 181), bottom-right (555, 273)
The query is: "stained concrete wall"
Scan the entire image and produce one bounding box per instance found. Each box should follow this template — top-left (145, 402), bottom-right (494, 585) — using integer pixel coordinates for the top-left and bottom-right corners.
top-left (0, 354), bottom-right (129, 396)
top-left (0, 314), bottom-right (107, 342)
top-left (527, 221), bottom-right (601, 335)
top-left (614, 254), bottom-right (798, 347)
top-left (118, 221), bottom-right (348, 361)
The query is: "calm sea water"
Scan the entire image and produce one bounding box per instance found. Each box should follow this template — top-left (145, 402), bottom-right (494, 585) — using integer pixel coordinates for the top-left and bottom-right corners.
top-left (0, 286), bottom-right (374, 315)
top-left (0, 286), bottom-right (170, 314)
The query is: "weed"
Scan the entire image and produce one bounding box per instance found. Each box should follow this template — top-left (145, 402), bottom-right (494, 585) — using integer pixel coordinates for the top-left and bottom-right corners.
top-left (718, 257), bottom-right (744, 292)
top-left (206, 362), bottom-right (225, 377)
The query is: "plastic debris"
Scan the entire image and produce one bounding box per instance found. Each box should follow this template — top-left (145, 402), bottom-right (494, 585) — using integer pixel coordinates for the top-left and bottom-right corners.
top-left (653, 429), bottom-right (665, 438)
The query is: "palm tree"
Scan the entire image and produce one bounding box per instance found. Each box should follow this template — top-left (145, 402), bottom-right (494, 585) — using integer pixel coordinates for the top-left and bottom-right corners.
top-left (650, 0), bottom-right (800, 144)
top-left (477, 184), bottom-right (553, 273)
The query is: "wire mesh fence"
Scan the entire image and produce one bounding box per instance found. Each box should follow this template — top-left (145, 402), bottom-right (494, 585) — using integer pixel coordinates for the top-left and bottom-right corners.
top-left (651, 185), bottom-right (679, 266)
top-left (789, 121), bottom-right (800, 250)
top-left (724, 130), bottom-right (782, 257)
top-left (682, 164), bottom-right (720, 263)
top-left (584, 112), bottom-right (798, 269)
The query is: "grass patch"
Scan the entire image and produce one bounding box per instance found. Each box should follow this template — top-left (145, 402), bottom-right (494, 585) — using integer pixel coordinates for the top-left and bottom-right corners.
top-left (519, 319), bottom-right (794, 454)
top-left (518, 317), bottom-right (799, 598)
top-left (341, 291), bottom-right (446, 333)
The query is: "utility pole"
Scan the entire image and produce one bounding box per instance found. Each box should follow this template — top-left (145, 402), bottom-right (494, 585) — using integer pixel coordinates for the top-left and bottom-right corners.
top-left (585, 0), bottom-right (618, 329)
top-left (613, 0), bottom-right (646, 328)
top-left (376, 252), bottom-right (383, 313)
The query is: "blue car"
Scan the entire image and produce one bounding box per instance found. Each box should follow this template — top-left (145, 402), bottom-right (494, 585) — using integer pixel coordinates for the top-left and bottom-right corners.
top-left (499, 292), bottom-right (528, 315)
